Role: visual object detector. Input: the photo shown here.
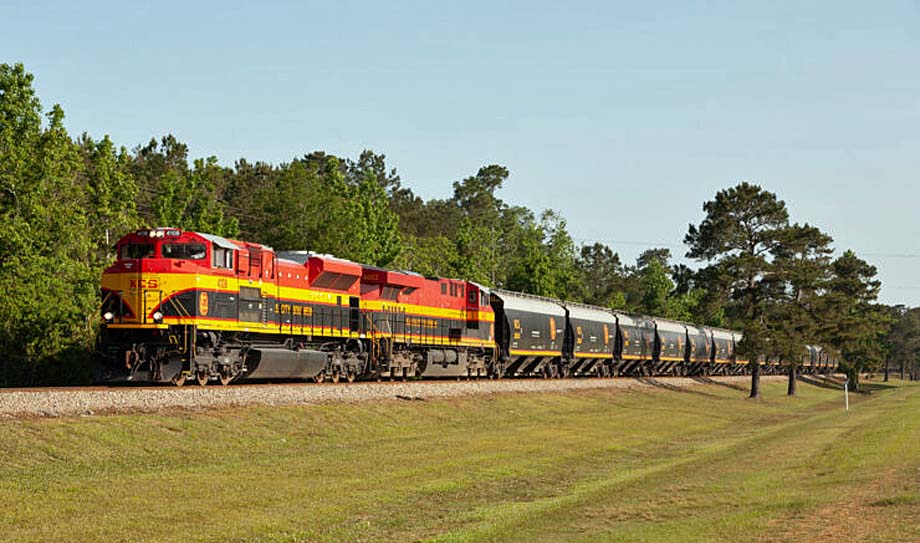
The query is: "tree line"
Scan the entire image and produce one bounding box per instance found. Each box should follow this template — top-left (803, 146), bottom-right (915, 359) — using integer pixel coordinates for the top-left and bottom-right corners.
top-left (1, 62), bottom-right (916, 389)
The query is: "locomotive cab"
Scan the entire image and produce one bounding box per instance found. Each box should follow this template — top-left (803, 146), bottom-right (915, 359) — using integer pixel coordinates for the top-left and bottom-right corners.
top-left (101, 228), bottom-right (236, 326)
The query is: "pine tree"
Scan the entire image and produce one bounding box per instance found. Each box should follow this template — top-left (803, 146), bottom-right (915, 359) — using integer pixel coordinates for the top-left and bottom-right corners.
top-left (822, 250), bottom-right (890, 390)
top-left (770, 223), bottom-right (833, 395)
top-left (685, 182), bottom-right (790, 398)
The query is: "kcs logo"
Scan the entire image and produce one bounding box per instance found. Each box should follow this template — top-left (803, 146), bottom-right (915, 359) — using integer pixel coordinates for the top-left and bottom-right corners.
top-left (129, 279), bottom-right (159, 289)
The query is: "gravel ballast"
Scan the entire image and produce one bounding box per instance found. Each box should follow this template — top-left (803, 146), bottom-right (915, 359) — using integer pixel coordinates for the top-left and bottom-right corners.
top-left (0, 375), bottom-right (789, 419)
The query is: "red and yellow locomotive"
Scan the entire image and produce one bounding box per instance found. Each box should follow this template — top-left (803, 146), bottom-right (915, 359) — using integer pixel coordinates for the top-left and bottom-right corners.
top-left (99, 228), bottom-right (495, 385)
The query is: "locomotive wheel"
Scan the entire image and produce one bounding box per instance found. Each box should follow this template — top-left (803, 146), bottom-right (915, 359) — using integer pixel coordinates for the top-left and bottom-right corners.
top-left (196, 369), bottom-right (209, 386)
top-left (172, 373), bottom-right (187, 387)
top-left (218, 368), bottom-right (232, 386)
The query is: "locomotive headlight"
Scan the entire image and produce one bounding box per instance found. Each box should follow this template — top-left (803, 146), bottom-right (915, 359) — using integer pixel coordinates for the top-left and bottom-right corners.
top-left (103, 311), bottom-right (114, 322)
top-left (152, 311), bottom-right (164, 323)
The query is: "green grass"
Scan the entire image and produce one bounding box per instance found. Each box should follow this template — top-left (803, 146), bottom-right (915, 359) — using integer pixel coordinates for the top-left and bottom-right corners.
top-left (1, 378), bottom-right (918, 543)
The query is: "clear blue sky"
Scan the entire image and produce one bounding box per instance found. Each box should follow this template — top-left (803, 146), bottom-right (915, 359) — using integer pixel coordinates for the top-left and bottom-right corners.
top-left (6, 1), bottom-right (919, 306)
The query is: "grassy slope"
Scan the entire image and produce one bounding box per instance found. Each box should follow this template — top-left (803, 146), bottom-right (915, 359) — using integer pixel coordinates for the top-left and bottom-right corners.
top-left (0, 379), bottom-right (917, 543)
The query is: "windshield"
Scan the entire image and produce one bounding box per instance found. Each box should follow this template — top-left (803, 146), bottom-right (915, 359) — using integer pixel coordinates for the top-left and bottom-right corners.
top-left (162, 243), bottom-right (207, 260)
top-left (120, 243), bottom-right (154, 259)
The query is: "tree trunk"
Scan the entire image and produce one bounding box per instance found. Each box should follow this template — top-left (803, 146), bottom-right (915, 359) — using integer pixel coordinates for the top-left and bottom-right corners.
top-left (900, 361), bottom-right (905, 380)
top-left (884, 363), bottom-right (889, 382)
top-left (787, 364), bottom-right (797, 396)
top-left (750, 361), bottom-right (761, 398)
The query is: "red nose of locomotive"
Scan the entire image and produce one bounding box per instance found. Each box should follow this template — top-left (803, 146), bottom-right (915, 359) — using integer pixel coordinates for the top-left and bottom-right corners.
top-left (100, 228), bottom-right (192, 327)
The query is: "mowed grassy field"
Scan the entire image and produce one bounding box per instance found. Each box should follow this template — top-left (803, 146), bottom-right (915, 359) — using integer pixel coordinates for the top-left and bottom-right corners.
top-left (1, 378), bottom-right (918, 543)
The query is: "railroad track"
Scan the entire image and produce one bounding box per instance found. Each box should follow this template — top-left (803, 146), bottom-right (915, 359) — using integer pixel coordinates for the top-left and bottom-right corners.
top-left (0, 374), bottom-right (803, 419)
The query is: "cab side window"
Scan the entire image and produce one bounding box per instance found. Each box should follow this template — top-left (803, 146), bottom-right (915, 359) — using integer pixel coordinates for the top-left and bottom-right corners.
top-left (163, 243), bottom-right (206, 260)
top-left (212, 245), bottom-right (233, 269)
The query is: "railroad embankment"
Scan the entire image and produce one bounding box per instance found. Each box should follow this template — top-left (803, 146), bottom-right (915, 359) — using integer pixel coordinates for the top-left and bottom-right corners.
top-left (1, 377), bottom-right (916, 543)
top-left (0, 374), bottom-right (784, 418)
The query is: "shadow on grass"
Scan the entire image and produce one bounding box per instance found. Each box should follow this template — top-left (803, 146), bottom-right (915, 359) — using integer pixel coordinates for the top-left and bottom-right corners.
top-left (858, 382), bottom-right (898, 393)
top-left (796, 375), bottom-right (843, 391)
top-left (690, 376), bottom-right (749, 393)
top-left (634, 377), bottom-right (719, 398)
top-left (798, 374), bottom-right (899, 395)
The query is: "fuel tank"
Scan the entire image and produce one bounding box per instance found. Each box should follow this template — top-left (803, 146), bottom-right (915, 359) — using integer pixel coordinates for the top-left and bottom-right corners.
top-left (244, 348), bottom-right (328, 380)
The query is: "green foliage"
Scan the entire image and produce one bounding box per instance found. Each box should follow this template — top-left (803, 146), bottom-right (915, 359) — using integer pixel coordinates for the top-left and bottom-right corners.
top-left (245, 155), bottom-right (332, 251)
top-left (823, 250), bottom-right (891, 388)
top-left (888, 308), bottom-right (920, 379)
top-left (639, 258), bottom-right (673, 316)
top-left (150, 156), bottom-right (238, 237)
top-left (685, 183), bottom-right (790, 363)
top-left (79, 134), bottom-right (140, 259)
top-left (764, 223), bottom-right (834, 367)
top-left (0, 63), bottom-right (98, 385)
top-left (505, 211), bottom-right (577, 298)
top-left (573, 242), bottom-right (625, 306)
top-left (451, 216), bottom-right (493, 284)
top-left (665, 288), bottom-right (705, 322)
top-left (231, 153), bottom-right (402, 266)
top-left (392, 234), bottom-right (459, 278)
top-left (333, 163), bottom-right (402, 266)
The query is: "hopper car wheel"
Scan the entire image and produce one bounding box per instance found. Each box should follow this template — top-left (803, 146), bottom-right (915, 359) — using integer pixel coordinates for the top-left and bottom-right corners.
top-left (314, 372), bottom-right (325, 384)
top-left (331, 371), bottom-right (341, 384)
top-left (218, 368), bottom-right (232, 386)
top-left (196, 370), bottom-right (209, 386)
top-left (172, 373), bottom-right (187, 387)
top-left (346, 369), bottom-right (356, 383)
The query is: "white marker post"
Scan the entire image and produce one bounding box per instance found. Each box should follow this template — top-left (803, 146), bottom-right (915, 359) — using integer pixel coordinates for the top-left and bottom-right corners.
top-left (844, 377), bottom-right (849, 415)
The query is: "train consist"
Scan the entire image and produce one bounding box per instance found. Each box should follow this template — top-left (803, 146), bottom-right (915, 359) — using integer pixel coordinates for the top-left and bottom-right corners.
top-left (98, 228), bottom-right (837, 385)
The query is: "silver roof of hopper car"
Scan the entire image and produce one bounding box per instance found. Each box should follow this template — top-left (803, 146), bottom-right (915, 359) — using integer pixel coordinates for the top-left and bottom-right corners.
top-left (563, 302), bottom-right (618, 324)
top-left (711, 328), bottom-right (734, 341)
top-left (614, 312), bottom-right (655, 328)
top-left (654, 319), bottom-right (687, 334)
top-left (491, 289), bottom-right (566, 317)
